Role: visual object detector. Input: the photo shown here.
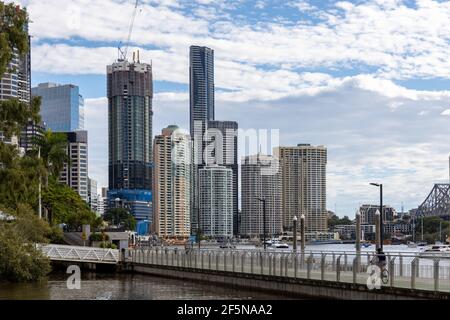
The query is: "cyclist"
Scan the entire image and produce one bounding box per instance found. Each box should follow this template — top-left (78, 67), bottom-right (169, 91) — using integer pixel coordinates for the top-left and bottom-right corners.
top-left (372, 248), bottom-right (388, 284)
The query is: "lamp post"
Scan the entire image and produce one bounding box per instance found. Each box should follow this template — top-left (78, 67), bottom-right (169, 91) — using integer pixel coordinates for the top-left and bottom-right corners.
top-left (257, 198), bottom-right (267, 251)
top-left (370, 183), bottom-right (383, 251)
top-left (300, 214), bottom-right (306, 253)
top-left (293, 216), bottom-right (298, 253)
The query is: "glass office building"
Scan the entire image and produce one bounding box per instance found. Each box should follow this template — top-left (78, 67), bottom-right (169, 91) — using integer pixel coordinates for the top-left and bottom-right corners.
top-left (32, 83), bottom-right (85, 132)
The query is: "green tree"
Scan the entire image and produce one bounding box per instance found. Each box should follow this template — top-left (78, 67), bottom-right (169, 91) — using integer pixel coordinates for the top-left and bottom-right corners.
top-left (104, 208), bottom-right (136, 231)
top-left (328, 215), bottom-right (353, 228)
top-left (32, 130), bottom-right (68, 185)
top-left (43, 178), bottom-right (101, 230)
top-left (0, 205), bottom-right (51, 282)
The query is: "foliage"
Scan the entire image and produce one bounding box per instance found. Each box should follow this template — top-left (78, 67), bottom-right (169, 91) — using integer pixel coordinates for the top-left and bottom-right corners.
top-left (0, 97), bottom-right (41, 140)
top-left (32, 130), bottom-right (68, 180)
top-left (89, 232), bottom-right (109, 242)
top-left (0, 2), bottom-right (29, 77)
top-left (328, 215), bottom-right (353, 228)
top-left (104, 208), bottom-right (136, 231)
top-left (43, 178), bottom-right (101, 230)
top-left (47, 225), bottom-right (65, 244)
top-left (0, 205), bottom-right (51, 282)
top-left (414, 217), bottom-right (450, 243)
top-left (99, 242), bottom-right (117, 250)
top-left (0, 144), bottom-right (44, 210)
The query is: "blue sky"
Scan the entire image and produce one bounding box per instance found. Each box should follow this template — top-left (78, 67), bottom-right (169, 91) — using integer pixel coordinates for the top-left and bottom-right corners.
top-left (18, 0), bottom-right (450, 217)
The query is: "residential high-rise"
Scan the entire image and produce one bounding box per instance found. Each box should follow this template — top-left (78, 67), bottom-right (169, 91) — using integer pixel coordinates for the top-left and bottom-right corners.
top-left (98, 187), bottom-right (109, 216)
top-left (32, 83), bottom-right (84, 132)
top-left (153, 125), bottom-right (191, 239)
top-left (19, 120), bottom-right (46, 154)
top-left (190, 45), bottom-right (215, 141)
top-left (199, 165), bottom-right (233, 239)
top-left (88, 177), bottom-right (99, 214)
top-left (59, 131), bottom-right (88, 202)
top-left (359, 204), bottom-right (397, 225)
top-left (240, 154), bottom-right (282, 237)
top-left (275, 144), bottom-right (328, 233)
top-left (107, 57), bottom-right (153, 222)
top-left (207, 120), bottom-right (239, 235)
top-left (190, 45), bottom-right (215, 234)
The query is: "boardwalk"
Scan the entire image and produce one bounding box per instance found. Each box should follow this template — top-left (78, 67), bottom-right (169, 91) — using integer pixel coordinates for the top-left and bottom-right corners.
top-left (127, 248), bottom-right (450, 294)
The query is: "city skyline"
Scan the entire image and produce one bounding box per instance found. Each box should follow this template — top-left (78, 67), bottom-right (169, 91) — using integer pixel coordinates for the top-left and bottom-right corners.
top-left (23, 0), bottom-right (450, 217)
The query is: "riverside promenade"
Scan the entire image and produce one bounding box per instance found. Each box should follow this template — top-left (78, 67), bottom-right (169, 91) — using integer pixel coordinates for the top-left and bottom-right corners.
top-left (125, 247), bottom-right (450, 300)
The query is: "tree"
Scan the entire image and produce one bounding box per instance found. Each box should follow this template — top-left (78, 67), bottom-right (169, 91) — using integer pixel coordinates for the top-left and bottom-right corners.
top-left (104, 208), bottom-right (136, 231)
top-left (0, 2), bottom-right (29, 77)
top-left (0, 205), bottom-right (52, 282)
top-left (328, 215), bottom-right (353, 228)
top-left (43, 178), bottom-right (101, 230)
top-left (0, 3), bottom-right (40, 138)
top-left (32, 130), bottom-right (68, 185)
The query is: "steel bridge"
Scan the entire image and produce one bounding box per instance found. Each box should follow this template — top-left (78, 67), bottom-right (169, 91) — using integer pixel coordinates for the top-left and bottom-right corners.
top-left (416, 184), bottom-right (450, 218)
top-left (39, 244), bottom-right (120, 265)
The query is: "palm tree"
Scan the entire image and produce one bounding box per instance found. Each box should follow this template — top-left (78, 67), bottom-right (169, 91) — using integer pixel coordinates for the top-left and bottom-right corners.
top-left (32, 130), bottom-right (68, 222)
top-left (33, 130), bottom-right (68, 185)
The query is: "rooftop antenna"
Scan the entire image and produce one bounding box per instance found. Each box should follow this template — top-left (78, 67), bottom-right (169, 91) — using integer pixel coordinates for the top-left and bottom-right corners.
top-left (118, 0), bottom-right (140, 62)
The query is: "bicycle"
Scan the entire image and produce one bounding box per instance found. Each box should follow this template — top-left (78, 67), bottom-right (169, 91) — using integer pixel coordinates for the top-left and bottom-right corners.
top-left (370, 255), bottom-right (389, 285)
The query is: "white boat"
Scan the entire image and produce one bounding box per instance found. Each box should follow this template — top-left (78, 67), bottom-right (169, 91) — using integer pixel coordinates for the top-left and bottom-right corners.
top-left (419, 244), bottom-right (450, 256)
top-left (407, 242), bottom-right (417, 248)
top-left (273, 242), bottom-right (289, 249)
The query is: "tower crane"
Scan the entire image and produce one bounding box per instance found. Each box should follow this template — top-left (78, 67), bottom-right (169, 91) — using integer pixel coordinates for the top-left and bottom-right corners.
top-left (118, 0), bottom-right (140, 62)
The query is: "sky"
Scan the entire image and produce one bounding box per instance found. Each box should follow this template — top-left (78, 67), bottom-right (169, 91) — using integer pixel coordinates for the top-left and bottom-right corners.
top-left (14, 0), bottom-right (450, 217)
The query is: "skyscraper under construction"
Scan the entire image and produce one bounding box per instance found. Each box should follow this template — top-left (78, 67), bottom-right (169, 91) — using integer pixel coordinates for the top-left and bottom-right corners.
top-left (107, 54), bottom-right (153, 221)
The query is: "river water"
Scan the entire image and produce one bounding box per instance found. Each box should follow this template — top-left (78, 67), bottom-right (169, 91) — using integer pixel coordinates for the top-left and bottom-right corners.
top-left (0, 273), bottom-right (287, 300)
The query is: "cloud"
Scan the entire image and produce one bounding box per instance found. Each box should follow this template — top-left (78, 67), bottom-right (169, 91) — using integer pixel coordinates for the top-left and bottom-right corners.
top-left (23, 0), bottom-right (450, 216)
top-left (85, 75), bottom-right (450, 215)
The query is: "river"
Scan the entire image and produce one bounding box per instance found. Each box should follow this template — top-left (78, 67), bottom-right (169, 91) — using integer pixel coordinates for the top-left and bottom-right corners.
top-left (0, 272), bottom-right (288, 300)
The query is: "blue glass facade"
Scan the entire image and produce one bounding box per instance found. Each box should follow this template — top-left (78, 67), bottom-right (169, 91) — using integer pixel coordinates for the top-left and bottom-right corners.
top-left (32, 83), bottom-right (84, 132)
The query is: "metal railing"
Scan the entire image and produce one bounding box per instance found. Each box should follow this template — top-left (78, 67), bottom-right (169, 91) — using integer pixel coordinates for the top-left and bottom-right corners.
top-left (127, 248), bottom-right (450, 293)
top-left (40, 244), bottom-right (120, 264)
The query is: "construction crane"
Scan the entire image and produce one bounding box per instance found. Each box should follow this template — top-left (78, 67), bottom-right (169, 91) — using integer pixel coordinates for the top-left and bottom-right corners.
top-left (118, 0), bottom-right (140, 62)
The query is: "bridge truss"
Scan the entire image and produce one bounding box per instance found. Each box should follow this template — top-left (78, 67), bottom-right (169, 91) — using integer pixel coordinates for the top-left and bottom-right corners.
top-left (416, 184), bottom-right (450, 218)
top-left (40, 244), bottom-right (120, 264)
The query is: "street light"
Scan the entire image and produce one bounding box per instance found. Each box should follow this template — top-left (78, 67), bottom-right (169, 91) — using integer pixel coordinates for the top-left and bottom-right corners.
top-left (370, 183), bottom-right (383, 251)
top-left (256, 197), bottom-right (267, 251)
top-left (293, 216), bottom-right (298, 252)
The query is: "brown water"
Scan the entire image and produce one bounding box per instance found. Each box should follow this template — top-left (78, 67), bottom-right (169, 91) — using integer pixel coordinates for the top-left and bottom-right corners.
top-left (0, 272), bottom-right (288, 300)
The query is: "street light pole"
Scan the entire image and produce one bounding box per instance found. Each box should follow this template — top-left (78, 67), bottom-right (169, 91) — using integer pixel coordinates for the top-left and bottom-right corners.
top-left (293, 216), bottom-right (298, 253)
top-left (370, 183), bottom-right (384, 251)
top-left (257, 198), bottom-right (267, 251)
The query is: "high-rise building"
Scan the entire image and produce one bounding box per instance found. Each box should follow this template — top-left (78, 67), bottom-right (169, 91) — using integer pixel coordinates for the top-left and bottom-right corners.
top-left (59, 131), bottom-right (88, 202)
top-left (199, 165), bottom-right (233, 239)
top-left (31, 83), bottom-right (84, 132)
top-left (98, 187), bottom-right (109, 216)
top-left (275, 144), bottom-right (328, 233)
top-left (19, 120), bottom-right (46, 154)
top-left (107, 57), bottom-right (153, 222)
top-left (190, 45), bottom-right (215, 234)
top-left (153, 125), bottom-right (191, 238)
top-left (88, 177), bottom-right (99, 214)
top-left (190, 45), bottom-right (215, 141)
top-left (359, 204), bottom-right (397, 225)
top-left (207, 120), bottom-right (239, 235)
top-left (240, 154), bottom-right (282, 237)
